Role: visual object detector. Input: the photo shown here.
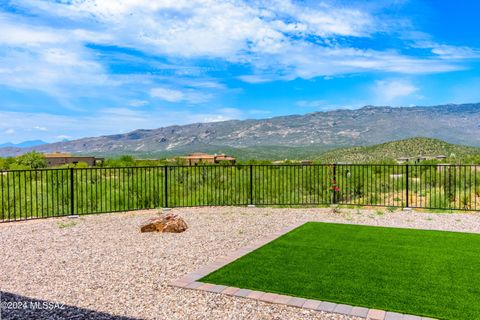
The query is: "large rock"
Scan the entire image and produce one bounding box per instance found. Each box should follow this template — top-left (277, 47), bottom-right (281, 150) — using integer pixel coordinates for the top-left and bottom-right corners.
top-left (140, 214), bottom-right (188, 233)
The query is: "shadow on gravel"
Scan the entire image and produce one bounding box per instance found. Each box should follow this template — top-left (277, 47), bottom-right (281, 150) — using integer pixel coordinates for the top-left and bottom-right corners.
top-left (0, 291), bottom-right (141, 320)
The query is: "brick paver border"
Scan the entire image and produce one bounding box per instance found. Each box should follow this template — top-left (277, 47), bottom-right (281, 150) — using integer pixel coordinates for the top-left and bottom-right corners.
top-left (169, 221), bottom-right (436, 320)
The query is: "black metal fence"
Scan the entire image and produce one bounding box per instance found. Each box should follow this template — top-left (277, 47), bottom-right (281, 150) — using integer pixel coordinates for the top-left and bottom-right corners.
top-left (1, 164), bottom-right (479, 222)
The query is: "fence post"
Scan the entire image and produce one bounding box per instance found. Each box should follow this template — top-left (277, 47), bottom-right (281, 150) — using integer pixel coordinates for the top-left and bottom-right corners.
top-left (405, 164), bottom-right (409, 208)
top-left (249, 165), bottom-right (253, 205)
top-left (70, 168), bottom-right (75, 215)
top-left (332, 164), bottom-right (337, 204)
top-left (164, 166), bottom-right (168, 208)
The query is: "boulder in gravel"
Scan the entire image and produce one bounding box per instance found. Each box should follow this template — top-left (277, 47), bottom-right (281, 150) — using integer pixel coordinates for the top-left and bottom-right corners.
top-left (140, 214), bottom-right (188, 233)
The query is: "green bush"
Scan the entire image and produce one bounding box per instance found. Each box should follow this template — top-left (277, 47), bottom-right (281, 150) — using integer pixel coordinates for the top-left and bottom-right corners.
top-left (15, 151), bottom-right (47, 169)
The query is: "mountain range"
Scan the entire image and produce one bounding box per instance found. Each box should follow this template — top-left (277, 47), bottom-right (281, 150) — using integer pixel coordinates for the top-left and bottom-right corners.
top-left (0, 140), bottom-right (47, 148)
top-left (1, 103), bottom-right (479, 159)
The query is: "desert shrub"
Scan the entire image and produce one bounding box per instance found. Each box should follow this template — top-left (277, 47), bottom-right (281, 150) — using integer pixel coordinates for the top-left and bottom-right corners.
top-left (75, 162), bottom-right (89, 168)
top-left (16, 151), bottom-right (47, 169)
top-left (461, 193), bottom-right (472, 210)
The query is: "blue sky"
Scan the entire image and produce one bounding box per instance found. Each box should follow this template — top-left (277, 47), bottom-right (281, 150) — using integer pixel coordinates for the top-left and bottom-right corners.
top-left (1, 0), bottom-right (480, 143)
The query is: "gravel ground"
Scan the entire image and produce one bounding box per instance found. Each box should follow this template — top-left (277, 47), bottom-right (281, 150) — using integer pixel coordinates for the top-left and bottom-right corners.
top-left (1, 206), bottom-right (480, 320)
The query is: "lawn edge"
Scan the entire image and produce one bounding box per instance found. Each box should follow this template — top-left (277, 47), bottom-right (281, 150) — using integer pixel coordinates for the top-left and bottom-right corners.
top-left (169, 220), bottom-right (437, 320)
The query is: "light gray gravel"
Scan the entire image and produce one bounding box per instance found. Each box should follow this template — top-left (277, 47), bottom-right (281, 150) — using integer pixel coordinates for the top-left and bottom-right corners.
top-left (1, 206), bottom-right (479, 320)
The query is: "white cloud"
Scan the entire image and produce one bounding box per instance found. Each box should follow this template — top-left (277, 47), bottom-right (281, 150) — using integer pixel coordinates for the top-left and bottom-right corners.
top-left (373, 80), bottom-right (419, 102)
top-left (150, 87), bottom-right (211, 104)
top-left (200, 108), bottom-right (243, 122)
top-left (9, 0), bottom-right (473, 85)
top-left (4, 128), bottom-right (15, 134)
top-left (0, 18), bottom-right (64, 46)
top-left (24, 0), bottom-right (277, 58)
top-left (0, 47), bottom-right (111, 101)
top-left (409, 38), bottom-right (480, 60)
top-left (244, 44), bottom-right (466, 82)
top-left (181, 80), bottom-right (226, 89)
top-left (279, 2), bottom-right (375, 37)
top-left (150, 88), bottom-right (185, 102)
top-left (236, 75), bottom-right (274, 84)
top-left (33, 126), bottom-right (47, 131)
top-left (427, 44), bottom-right (480, 60)
top-left (0, 13), bottom-right (112, 99)
top-left (128, 100), bottom-right (148, 107)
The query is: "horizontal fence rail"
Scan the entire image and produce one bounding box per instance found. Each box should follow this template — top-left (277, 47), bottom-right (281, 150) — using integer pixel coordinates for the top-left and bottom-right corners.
top-left (1, 164), bottom-right (479, 222)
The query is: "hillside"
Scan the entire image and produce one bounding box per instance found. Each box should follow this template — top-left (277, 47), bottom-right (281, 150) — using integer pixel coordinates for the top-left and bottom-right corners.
top-left (1, 103), bottom-right (480, 157)
top-left (315, 138), bottom-right (480, 163)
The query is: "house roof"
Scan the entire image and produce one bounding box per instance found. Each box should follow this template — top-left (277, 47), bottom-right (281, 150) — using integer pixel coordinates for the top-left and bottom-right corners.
top-left (180, 153), bottom-right (235, 160)
top-left (182, 154), bottom-right (216, 159)
top-left (44, 152), bottom-right (72, 158)
top-left (43, 153), bottom-right (102, 160)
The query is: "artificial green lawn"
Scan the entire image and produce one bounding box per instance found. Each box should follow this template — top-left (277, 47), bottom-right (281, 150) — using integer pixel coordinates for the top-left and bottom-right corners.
top-left (201, 222), bottom-right (480, 320)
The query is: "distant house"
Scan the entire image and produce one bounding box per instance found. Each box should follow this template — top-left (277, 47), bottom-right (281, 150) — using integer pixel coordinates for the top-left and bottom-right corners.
top-left (179, 153), bottom-right (236, 165)
top-left (396, 157), bottom-right (410, 164)
top-left (44, 152), bottom-right (104, 167)
top-left (213, 154), bottom-right (237, 164)
top-left (397, 155), bottom-right (448, 164)
top-left (300, 160), bottom-right (313, 165)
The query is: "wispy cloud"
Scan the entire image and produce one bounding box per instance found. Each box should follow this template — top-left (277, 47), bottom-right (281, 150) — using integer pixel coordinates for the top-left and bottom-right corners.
top-left (128, 100), bottom-right (148, 107)
top-left (373, 80), bottom-right (419, 103)
top-left (0, 12), bottom-right (112, 99)
top-left (7, 0), bottom-right (476, 87)
top-left (200, 108), bottom-right (243, 122)
top-left (416, 42), bottom-right (480, 60)
top-left (150, 87), bottom-right (212, 104)
top-left (150, 88), bottom-right (185, 103)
